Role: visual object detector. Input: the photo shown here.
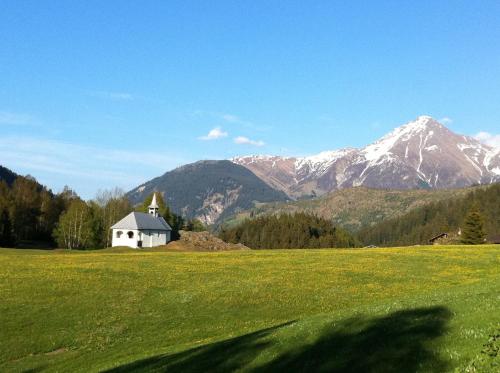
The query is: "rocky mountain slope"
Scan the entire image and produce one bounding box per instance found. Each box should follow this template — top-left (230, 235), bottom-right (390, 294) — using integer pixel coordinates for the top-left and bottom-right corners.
top-left (127, 160), bottom-right (289, 225)
top-left (233, 116), bottom-right (500, 198)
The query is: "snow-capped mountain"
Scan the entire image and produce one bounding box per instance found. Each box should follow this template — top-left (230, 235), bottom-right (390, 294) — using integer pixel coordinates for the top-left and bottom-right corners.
top-left (232, 116), bottom-right (500, 198)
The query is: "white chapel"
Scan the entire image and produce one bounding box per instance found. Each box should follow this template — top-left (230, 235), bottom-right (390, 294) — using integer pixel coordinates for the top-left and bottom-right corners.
top-left (111, 193), bottom-right (172, 248)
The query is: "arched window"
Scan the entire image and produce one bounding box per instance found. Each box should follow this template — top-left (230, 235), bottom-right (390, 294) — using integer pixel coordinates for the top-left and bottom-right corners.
top-left (116, 231), bottom-right (123, 238)
top-left (127, 231), bottom-right (134, 239)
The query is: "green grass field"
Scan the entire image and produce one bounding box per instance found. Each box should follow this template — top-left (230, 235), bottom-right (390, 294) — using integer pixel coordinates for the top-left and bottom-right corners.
top-left (1, 246), bottom-right (499, 372)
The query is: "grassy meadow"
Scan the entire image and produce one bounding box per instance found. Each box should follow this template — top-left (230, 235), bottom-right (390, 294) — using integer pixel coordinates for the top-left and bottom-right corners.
top-left (0, 246), bottom-right (499, 372)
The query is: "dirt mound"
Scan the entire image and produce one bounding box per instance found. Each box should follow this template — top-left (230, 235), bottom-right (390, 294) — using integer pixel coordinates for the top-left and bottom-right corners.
top-left (166, 230), bottom-right (250, 252)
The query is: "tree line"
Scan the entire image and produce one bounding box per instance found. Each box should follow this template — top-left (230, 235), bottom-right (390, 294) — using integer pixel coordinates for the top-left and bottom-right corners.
top-left (219, 212), bottom-right (359, 249)
top-left (2, 170), bottom-right (497, 250)
top-left (0, 174), bottom-right (205, 249)
top-left (0, 176), bottom-right (68, 247)
top-left (357, 183), bottom-right (500, 246)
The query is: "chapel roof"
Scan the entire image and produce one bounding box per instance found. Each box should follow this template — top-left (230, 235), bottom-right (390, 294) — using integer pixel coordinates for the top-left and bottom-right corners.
top-left (111, 212), bottom-right (172, 231)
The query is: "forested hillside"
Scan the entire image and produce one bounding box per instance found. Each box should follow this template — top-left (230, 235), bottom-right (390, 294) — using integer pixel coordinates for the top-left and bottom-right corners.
top-left (0, 165), bottom-right (17, 186)
top-left (219, 213), bottom-right (359, 249)
top-left (224, 187), bottom-right (470, 232)
top-left (0, 171), bottom-right (203, 249)
top-left (0, 166), bottom-right (134, 249)
top-left (358, 183), bottom-right (500, 246)
top-left (0, 173), bottom-right (68, 247)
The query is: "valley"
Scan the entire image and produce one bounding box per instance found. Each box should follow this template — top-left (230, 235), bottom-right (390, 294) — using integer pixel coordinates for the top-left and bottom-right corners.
top-left (4, 3), bottom-right (500, 372)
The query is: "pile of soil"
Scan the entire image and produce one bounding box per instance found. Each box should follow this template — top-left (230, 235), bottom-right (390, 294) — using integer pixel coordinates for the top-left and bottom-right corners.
top-left (166, 230), bottom-right (250, 252)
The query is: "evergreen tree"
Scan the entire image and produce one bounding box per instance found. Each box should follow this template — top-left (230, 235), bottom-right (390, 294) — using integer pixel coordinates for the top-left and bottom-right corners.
top-left (461, 209), bottom-right (486, 245)
top-left (10, 177), bottom-right (41, 241)
top-left (0, 208), bottom-right (13, 247)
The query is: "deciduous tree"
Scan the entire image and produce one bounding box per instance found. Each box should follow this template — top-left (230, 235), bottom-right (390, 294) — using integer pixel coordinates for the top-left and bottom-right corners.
top-left (53, 199), bottom-right (94, 249)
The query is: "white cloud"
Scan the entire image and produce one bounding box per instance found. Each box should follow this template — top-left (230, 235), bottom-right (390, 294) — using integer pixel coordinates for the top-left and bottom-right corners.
top-left (89, 91), bottom-right (134, 101)
top-left (475, 131), bottom-right (500, 148)
top-left (0, 111), bottom-right (36, 125)
top-left (234, 136), bottom-right (265, 147)
top-left (0, 136), bottom-right (187, 199)
top-left (198, 127), bottom-right (228, 140)
top-left (439, 117), bottom-right (453, 124)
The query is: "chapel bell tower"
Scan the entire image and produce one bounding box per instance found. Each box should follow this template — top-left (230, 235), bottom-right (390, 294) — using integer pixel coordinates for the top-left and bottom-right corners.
top-left (148, 193), bottom-right (159, 217)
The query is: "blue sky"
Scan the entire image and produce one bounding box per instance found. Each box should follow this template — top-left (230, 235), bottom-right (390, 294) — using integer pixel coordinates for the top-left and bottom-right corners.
top-left (1, 1), bottom-right (499, 199)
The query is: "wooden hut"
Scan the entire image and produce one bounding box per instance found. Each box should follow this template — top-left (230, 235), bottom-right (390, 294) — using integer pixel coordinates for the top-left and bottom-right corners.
top-left (429, 233), bottom-right (448, 245)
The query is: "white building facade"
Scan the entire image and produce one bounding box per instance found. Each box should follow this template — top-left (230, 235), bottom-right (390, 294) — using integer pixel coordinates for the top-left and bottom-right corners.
top-left (111, 193), bottom-right (172, 248)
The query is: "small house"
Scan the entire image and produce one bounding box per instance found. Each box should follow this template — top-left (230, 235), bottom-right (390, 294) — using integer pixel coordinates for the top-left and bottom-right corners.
top-left (429, 233), bottom-right (448, 245)
top-left (111, 193), bottom-right (172, 248)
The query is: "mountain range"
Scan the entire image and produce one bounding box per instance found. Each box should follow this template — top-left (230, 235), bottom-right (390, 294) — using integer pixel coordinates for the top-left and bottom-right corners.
top-left (232, 116), bottom-right (500, 198)
top-left (127, 116), bottom-right (500, 225)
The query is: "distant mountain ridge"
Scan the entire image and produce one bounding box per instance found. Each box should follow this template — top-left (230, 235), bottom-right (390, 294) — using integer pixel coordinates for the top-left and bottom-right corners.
top-left (232, 116), bottom-right (500, 198)
top-left (127, 160), bottom-right (288, 225)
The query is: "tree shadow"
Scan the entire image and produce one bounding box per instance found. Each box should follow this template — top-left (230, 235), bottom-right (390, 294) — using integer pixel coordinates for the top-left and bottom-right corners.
top-left (105, 321), bottom-right (296, 373)
top-left (257, 306), bottom-right (451, 372)
top-left (105, 306), bottom-right (451, 373)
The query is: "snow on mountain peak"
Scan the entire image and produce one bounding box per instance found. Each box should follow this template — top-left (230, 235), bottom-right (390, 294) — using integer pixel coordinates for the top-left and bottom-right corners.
top-left (301, 148), bottom-right (355, 164)
top-left (360, 116), bottom-right (442, 166)
top-left (403, 115), bottom-right (441, 131)
top-left (416, 114), bottom-right (433, 122)
top-left (294, 148), bottom-right (356, 176)
top-left (231, 154), bottom-right (294, 164)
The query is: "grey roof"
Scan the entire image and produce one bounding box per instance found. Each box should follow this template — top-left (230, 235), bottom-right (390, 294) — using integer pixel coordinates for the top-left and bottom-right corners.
top-left (111, 212), bottom-right (172, 231)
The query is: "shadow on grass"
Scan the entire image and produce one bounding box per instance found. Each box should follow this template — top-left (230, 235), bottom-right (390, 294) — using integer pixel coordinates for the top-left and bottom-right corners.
top-left (106, 306), bottom-right (451, 373)
top-left (105, 321), bottom-right (296, 373)
top-left (258, 306), bottom-right (451, 372)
